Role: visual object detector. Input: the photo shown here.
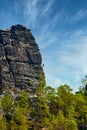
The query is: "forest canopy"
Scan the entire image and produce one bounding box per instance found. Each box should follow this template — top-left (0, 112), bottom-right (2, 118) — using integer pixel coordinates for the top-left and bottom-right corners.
top-left (0, 75), bottom-right (87, 130)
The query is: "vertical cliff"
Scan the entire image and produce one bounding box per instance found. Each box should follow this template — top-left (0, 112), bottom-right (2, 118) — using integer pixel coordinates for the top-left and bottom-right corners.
top-left (0, 24), bottom-right (43, 94)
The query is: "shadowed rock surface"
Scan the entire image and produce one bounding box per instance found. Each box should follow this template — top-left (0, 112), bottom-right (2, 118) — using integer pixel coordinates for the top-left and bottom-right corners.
top-left (0, 24), bottom-right (43, 94)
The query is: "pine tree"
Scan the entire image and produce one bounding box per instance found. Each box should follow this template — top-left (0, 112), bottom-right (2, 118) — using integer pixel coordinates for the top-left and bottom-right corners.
top-left (32, 73), bottom-right (50, 129)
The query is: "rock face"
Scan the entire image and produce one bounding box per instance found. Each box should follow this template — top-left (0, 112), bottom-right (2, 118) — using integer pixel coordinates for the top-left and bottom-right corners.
top-left (0, 24), bottom-right (43, 94)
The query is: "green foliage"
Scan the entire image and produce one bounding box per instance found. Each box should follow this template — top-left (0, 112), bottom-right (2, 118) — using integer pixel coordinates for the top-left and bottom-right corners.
top-left (17, 90), bottom-right (30, 108)
top-left (0, 90), bottom-right (32, 130)
top-left (28, 80), bottom-right (33, 86)
top-left (11, 105), bottom-right (29, 130)
top-left (0, 117), bottom-right (7, 130)
top-left (36, 72), bottom-right (46, 98)
top-left (31, 73), bottom-right (50, 129)
top-left (0, 77), bottom-right (87, 130)
top-left (1, 92), bottom-right (13, 115)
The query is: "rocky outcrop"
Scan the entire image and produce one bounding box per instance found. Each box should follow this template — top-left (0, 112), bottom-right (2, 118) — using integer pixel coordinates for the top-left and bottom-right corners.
top-left (0, 25), bottom-right (43, 94)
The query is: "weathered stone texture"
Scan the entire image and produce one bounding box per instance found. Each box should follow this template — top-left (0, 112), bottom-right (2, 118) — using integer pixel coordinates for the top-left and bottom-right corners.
top-left (0, 25), bottom-right (43, 93)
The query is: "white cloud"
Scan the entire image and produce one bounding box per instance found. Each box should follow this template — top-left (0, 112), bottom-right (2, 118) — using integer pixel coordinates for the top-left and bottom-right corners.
top-left (67, 9), bottom-right (87, 23)
top-left (39, 29), bottom-right (87, 91)
top-left (59, 31), bottom-right (87, 71)
top-left (1, 0), bottom-right (87, 92)
top-left (41, 0), bottom-right (54, 16)
top-left (12, 0), bottom-right (87, 92)
top-left (24, 0), bottom-right (39, 26)
top-left (23, 0), bottom-right (59, 29)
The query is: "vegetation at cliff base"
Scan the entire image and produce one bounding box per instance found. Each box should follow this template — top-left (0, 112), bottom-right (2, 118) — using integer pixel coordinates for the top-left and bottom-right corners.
top-left (0, 75), bottom-right (87, 130)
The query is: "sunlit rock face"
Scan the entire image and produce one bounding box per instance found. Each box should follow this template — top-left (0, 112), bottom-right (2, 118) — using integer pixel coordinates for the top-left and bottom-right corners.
top-left (0, 24), bottom-right (43, 93)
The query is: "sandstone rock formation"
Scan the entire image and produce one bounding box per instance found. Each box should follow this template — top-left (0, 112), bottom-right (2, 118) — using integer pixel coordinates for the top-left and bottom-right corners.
top-left (0, 24), bottom-right (43, 94)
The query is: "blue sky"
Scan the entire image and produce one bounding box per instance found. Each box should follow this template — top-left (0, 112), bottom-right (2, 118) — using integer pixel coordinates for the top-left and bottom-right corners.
top-left (0, 0), bottom-right (87, 92)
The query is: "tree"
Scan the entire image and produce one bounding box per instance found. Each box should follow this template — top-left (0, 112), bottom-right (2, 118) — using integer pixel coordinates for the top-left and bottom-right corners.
top-left (16, 90), bottom-right (30, 112)
top-left (75, 93), bottom-right (87, 130)
top-left (57, 84), bottom-right (76, 117)
top-left (0, 117), bottom-right (7, 130)
top-left (50, 110), bottom-right (78, 130)
top-left (3, 90), bottom-right (32, 130)
top-left (11, 105), bottom-right (29, 130)
top-left (44, 86), bottom-right (58, 115)
top-left (12, 90), bottom-right (32, 130)
top-left (31, 73), bottom-right (50, 129)
top-left (47, 84), bottom-right (78, 130)
top-left (1, 92), bottom-right (13, 115)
